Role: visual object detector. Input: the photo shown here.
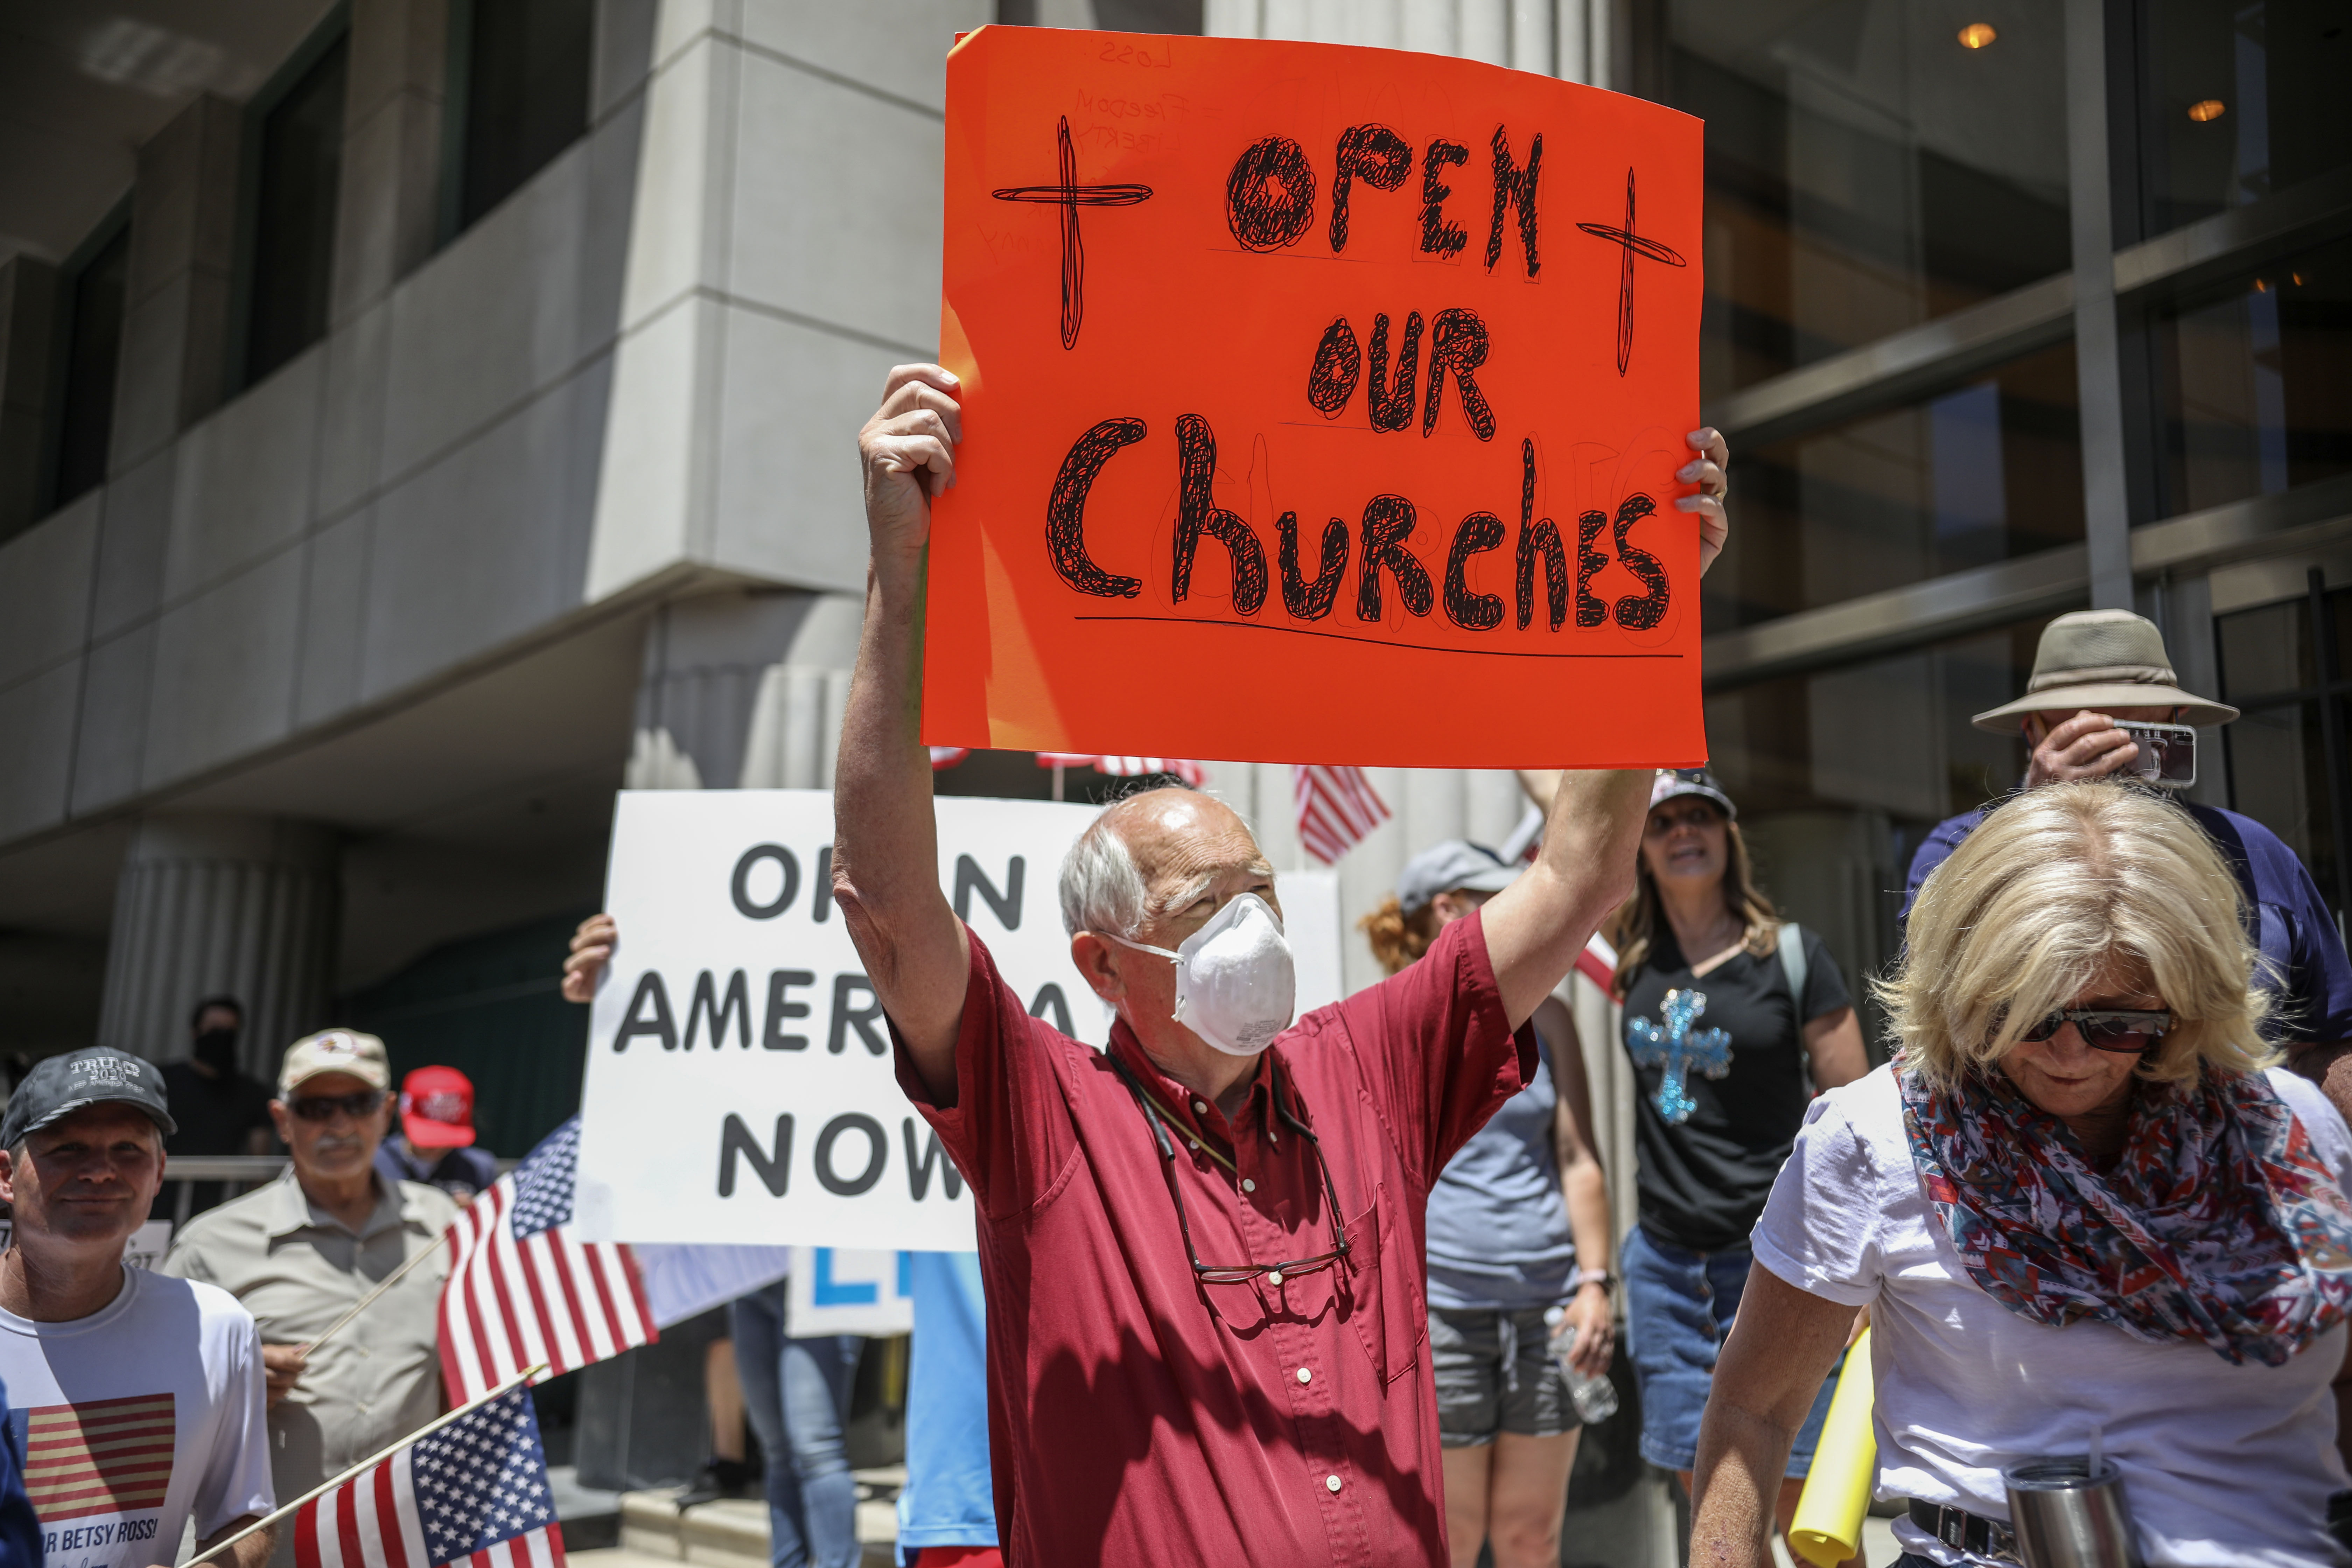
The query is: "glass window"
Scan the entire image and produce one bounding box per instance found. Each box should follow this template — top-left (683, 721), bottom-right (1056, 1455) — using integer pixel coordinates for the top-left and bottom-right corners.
top-left (2216, 582), bottom-right (2352, 914)
top-left (48, 223), bottom-right (130, 514)
top-left (1664, 0), bottom-right (2071, 400)
top-left (1704, 616), bottom-right (2062, 1030)
top-left (456, 0), bottom-right (593, 232)
top-left (2135, 0), bottom-right (2352, 237)
top-left (245, 35), bottom-right (348, 387)
top-left (2150, 233), bottom-right (2352, 519)
top-left (1001, 0), bottom-right (1202, 29)
top-left (1705, 341), bottom-right (2082, 630)
top-left (931, 750), bottom-right (1192, 803)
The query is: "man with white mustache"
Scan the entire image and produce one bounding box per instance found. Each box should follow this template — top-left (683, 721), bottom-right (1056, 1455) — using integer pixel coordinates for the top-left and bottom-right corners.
top-left (834, 363), bottom-right (1735, 1567)
top-left (161, 1031), bottom-right (456, 1567)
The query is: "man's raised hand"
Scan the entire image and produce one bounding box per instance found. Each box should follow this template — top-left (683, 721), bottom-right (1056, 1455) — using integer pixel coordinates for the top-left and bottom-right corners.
top-left (860, 364), bottom-right (962, 572)
top-left (1676, 426), bottom-right (1730, 577)
top-left (2025, 711), bottom-right (2139, 788)
top-left (561, 914), bottom-right (616, 1004)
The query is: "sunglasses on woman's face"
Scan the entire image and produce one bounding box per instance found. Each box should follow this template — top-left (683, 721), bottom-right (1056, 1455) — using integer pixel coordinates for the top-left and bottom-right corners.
top-left (288, 1088), bottom-right (387, 1122)
top-left (2017, 1008), bottom-right (2174, 1054)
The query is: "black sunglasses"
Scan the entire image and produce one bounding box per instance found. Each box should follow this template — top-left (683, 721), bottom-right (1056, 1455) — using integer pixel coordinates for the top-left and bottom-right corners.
top-left (2017, 1008), bottom-right (2174, 1054)
top-left (1107, 1054), bottom-right (1351, 1287)
top-left (288, 1088), bottom-right (387, 1122)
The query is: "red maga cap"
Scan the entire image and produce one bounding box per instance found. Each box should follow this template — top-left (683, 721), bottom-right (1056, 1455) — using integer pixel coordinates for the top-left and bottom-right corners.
top-left (398, 1065), bottom-right (477, 1149)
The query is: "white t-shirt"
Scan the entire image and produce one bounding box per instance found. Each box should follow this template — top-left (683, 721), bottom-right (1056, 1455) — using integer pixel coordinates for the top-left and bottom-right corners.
top-left (0, 1266), bottom-right (274, 1568)
top-left (1753, 1063), bottom-right (2351, 1568)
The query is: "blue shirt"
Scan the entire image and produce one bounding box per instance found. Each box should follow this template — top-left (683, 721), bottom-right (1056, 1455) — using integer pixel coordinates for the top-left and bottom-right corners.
top-left (896, 1252), bottom-right (996, 1559)
top-left (1902, 800), bottom-right (2352, 1043)
top-left (373, 1140), bottom-right (499, 1201)
top-left (0, 1380), bottom-right (40, 1568)
top-left (1423, 1035), bottom-right (1576, 1311)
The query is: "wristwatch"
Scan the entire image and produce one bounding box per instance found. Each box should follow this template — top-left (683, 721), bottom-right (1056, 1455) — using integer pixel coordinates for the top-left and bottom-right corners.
top-left (1573, 1269), bottom-right (1616, 1293)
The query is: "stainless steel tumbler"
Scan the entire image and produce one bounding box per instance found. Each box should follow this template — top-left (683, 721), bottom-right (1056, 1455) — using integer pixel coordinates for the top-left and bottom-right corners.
top-left (2003, 1457), bottom-right (2146, 1568)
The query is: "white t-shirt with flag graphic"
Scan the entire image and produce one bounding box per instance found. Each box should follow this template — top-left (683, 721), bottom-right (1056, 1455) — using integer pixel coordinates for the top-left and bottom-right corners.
top-left (0, 1265), bottom-right (274, 1568)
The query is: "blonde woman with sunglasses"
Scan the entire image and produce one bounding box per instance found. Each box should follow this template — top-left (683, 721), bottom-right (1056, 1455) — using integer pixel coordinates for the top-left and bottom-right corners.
top-left (1689, 782), bottom-right (2352, 1567)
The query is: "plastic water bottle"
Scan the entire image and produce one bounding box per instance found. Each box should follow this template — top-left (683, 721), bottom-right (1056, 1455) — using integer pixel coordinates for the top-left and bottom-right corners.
top-left (1544, 1304), bottom-right (1619, 1423)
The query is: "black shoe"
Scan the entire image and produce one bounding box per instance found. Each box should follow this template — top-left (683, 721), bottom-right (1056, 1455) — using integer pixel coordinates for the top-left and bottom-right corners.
top-left (675, 1459), bottom-right (755, 1510)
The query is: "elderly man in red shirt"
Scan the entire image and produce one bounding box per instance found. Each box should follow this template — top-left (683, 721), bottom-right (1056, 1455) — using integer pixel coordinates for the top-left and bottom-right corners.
top-left (838, 364), bottom-right (1730, 1567)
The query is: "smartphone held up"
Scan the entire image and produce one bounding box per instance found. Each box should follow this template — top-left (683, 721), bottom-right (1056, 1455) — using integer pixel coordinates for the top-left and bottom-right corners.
top-left (2117, 720), bottom-right (2196, 789)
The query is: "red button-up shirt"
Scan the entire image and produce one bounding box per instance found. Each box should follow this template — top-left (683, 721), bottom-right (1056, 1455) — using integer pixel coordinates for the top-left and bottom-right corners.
top-left (892, 910), bottom-right (1532, 1566)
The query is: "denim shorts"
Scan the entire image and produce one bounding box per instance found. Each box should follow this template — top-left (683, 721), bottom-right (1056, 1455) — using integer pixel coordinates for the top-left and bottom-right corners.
top-left (1429, 1305), bottom-right (1576, 1446)
top-left (1622, 1224), bottom-right (1842, 1475)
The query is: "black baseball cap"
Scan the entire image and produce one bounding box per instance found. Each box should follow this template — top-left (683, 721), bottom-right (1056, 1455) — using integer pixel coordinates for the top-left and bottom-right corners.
top-left (0, 1049), bottom-right (176, 1151)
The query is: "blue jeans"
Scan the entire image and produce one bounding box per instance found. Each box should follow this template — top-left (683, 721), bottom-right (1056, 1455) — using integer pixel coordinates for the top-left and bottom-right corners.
top-left (730, 1283), bottom-right (862, 1568)
top-left (1622, 1225), bottom-right (1841, 1475)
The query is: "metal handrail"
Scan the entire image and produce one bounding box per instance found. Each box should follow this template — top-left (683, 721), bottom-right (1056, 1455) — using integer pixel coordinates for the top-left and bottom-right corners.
top-left (154, 1155), bottom-right (519, 1230)
top-left (162, 1156), bottom-right (292, 1228)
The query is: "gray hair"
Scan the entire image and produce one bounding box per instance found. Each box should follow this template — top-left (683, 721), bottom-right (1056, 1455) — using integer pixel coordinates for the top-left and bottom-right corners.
top-left (1060, 816), bottom-right (1148, 938)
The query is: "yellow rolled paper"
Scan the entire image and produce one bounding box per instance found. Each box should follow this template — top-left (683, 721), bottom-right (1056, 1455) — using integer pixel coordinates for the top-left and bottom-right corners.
top-left (1787, 1326), bottom-right (1876, 1568)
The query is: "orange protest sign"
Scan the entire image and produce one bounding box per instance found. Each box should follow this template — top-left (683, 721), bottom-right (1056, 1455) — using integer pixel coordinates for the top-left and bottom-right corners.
top-left (925, 27), bottom-right (1706, 770)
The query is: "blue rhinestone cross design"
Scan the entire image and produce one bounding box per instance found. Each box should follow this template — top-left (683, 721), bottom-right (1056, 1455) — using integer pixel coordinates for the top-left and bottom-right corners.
top-left (1626, 987), bottom-right (1732, 1125)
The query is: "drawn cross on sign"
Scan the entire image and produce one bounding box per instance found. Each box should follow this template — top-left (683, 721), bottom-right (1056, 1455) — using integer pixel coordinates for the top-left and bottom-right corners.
top-left (1625, 987), bottom-right (1731, 1125)
top-left (1575, 167), bottom-right (1688, 377)
top-left (990, 116), bottom-right (1155, 350)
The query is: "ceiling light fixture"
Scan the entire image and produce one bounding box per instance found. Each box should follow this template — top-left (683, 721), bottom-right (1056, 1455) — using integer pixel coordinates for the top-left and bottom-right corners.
top-left (1957, 22), bottom-right (1997, 48)
top-left (2188, 99), bottom-right (2226, 122)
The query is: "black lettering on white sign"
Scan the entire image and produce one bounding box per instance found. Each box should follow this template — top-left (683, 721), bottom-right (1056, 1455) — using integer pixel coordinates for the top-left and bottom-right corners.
top-left (718, 1112), bottom-right (793, 1196)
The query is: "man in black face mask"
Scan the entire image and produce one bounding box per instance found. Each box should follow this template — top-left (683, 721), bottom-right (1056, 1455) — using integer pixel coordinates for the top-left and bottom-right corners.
top-left (160, 995), bottom-right (278, 1216)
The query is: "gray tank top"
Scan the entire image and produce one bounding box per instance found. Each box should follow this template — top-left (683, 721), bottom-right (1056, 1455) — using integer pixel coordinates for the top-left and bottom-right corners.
top-left (1423, 1034), bottom-right (1577, 1310)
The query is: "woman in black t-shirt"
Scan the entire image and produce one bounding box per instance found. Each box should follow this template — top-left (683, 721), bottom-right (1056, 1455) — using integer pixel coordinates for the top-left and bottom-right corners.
top-left (1605, 769), bottom-right (1868, 1560)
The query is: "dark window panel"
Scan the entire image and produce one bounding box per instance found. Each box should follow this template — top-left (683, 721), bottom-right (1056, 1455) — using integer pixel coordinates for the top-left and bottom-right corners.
top-left (997, 1), bottom-right (1203, 27)
top-left (1703, 616), bottom-right (2062, 1041)
top-left (2213, 585), bottom-right (2352, 916)
top-left (1702, 342), bottom-right (2085, 631)
top-left (459, 0), bottom-right (593, 231)
top-left (2222, 697), bottom-right (2338, 905)
top-left (1666, 1), bottom-right (2071, 401)
top-left (1087, 0), bottom-right (1203, 31)
top-left (246, 36), bottom-right (349, 387)
top-left (2136, 0), bottom-right (2352, 237)
top-left (2216, 595), bottom-right (2315, 702)
top-left (2150, 233), bottom-right (2352, 518)
top-left (51, 225), bottom-right (130, 508)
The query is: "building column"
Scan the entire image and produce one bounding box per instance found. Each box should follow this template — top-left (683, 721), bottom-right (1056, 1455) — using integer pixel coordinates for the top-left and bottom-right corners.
top-left (110, 94), bottom-right (241, 476)
top-left (96, 814), bottom-right (340, 1077)
top-left (626, 590), bottom-right (865, 791)
top-left (331, 0), bottom-right (448, 327)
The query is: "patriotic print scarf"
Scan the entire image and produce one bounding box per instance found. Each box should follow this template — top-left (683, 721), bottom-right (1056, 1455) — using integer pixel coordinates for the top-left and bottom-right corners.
top-left (1900, 1062), bottom-right (2352, 1366)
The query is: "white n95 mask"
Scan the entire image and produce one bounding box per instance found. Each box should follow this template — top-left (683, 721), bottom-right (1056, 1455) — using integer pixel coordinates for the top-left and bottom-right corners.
top-left (1108, 892), bottom-right (1296, 1057)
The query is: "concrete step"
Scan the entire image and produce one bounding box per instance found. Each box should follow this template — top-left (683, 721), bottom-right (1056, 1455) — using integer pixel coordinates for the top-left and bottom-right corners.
top-left (617, 1468), bottom-right (904, 1568)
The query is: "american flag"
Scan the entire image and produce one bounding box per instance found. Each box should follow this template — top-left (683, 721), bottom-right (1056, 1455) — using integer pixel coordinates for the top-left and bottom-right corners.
top-left (439, 1117), bottom-right (654, 1404)
top-left (23, 1393), bottom-right (174, 1520)
top-left (1575, 931), bottom-right (1618, 994)
top-left (295, 1386), bottom-right (562, 1568)
top-left (1292, 765), bottom-right (1392, 863)
top-left (1036, 753), bottom-right (1208, 785)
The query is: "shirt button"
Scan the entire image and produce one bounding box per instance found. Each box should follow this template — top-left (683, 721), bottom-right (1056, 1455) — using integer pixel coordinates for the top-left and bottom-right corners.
top-left (1241, 1179), bottom-right (1256, 1193)
top-left (1325, 1474), bottom-right (1342, 1493)
top-left (1192, 1100), bottom-right (1209, 1115)
top-left (1296, 1367), bottom-right (1311, 1385)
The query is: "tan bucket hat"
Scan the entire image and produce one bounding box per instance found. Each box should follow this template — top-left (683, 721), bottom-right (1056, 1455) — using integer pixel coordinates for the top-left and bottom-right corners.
top-left (1971, 610), bottom-right (2239, 733)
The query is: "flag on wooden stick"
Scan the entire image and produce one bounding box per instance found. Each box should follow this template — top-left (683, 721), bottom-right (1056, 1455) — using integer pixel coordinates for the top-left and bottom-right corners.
top-left (439, 1117), bottom-right (654, 1404)
top-left (294, 1384), bottom-right (561, 1568)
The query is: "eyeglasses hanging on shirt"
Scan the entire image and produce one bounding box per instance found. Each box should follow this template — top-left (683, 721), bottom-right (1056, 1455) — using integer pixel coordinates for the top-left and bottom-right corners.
top-left (1106, 1052), bottom-right (1351, 1287)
